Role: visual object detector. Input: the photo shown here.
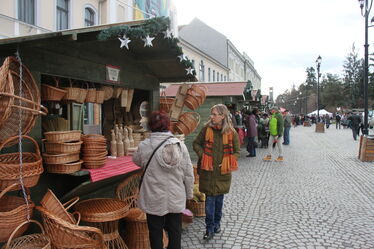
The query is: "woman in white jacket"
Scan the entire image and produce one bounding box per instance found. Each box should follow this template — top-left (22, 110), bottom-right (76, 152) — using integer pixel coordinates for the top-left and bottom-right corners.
top-left (133, 111), bottom-right (194, 249)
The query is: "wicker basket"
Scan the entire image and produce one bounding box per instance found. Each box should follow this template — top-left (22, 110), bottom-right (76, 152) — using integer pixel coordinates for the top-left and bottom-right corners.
top-left (0, 135), bottom-right (44, 191)
top-left (186, 200), bottom-right (205, 217)
top-left (184, 84), bottom-right (207, 110)
top-left (62, 80), bottom-right (80, 102)
top-left (45, 160), bottom-right (83, 174)
top-left (42, 152), bottom-right (80, 165)
top-left (40, 189), bottom-right (79, 224)
top-left (75, 83), bottom-right (88, 104)
top-left (95, 90), bottom-right (105, 104)
top-left (2, 220), bottom-right (51, 249)
top-left (44, 130), bottom-right (82, 143)
top-left (43, 141), bottom-right (83, 155)
top-left (175, 112), bottom-right (200, 136)
top-left (82, 159), bottom-right (107, 169)
top-left (160, 92), bottom-right (175, 113)
top-left (85, 87), bottom-right (96, 103)
top-left (0, 66), bottom-right (14, 127)
top-left (41, 78), bottom-right (67, 101)
top-left (101, 86), bottom-right (114, 101)
top-left (0, 183), bottom-right (35, 242)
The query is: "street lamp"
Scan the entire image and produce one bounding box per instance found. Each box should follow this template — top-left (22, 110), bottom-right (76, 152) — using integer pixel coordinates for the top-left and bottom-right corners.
top-left (357, 0), bottom-right (373, 135)
top-left (315, 55), bottom-right (322, 122)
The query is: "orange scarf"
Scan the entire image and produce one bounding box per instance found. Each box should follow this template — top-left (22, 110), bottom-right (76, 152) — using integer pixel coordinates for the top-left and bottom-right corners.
top-left (201, 126), bottom-right (238, 174)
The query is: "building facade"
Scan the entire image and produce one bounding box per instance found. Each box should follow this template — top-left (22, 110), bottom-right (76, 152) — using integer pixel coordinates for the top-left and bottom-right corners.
top-left (0, 0), bottom-right (177, 38)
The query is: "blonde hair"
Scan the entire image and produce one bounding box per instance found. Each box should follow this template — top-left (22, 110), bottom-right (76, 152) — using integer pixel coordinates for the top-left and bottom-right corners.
top-left (206, 104), bottom-right (235, 134)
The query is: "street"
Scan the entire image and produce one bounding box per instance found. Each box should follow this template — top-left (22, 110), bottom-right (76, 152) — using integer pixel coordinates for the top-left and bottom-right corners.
top-left (182, 125), bottom-right (374, 249)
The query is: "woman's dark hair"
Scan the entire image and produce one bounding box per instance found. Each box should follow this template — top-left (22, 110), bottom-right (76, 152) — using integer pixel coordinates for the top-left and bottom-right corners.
top-left (148, 111), bottom-right (170, 132)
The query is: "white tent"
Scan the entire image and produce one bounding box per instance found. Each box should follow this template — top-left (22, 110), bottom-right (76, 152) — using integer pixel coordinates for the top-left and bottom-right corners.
top-left (307, 109), bottom-right (333, 117)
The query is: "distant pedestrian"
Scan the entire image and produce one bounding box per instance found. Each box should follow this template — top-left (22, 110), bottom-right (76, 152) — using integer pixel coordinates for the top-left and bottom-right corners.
top-left (325, 114), bottom-right (331, 129)
top-left (244, 109), bottom-right (258, 157)
top-left (193, 104), bottom-right (240, 241)
top-left (335, 113), bottom-right (341, 129)
top-left (348, 112), bottom-right (362, 140)
top-left (282, 110), bottom-right (291, 145)
top-left (263, 106), bottom-right (284, 162)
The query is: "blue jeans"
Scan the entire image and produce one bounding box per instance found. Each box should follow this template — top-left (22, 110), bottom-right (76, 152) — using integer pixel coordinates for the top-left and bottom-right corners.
top-left (283, 127), bottom-right (291, 145)
top-left (205, 195), bottom-right (224, 233)
top-left (246, 136), bottom-right (256, 156)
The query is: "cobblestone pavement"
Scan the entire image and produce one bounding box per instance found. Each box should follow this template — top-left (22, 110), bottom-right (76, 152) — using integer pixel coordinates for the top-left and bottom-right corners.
top-left (181, 126), bottom-right (374, 249)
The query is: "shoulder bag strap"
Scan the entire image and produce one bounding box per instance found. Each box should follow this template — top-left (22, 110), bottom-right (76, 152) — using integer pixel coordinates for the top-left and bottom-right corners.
top-left (139, 136), bottom-right (174, 190)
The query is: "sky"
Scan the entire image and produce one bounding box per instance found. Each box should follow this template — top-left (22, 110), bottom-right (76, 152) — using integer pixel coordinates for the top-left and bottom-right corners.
top-left (173, 0), bottom-right (370, 98)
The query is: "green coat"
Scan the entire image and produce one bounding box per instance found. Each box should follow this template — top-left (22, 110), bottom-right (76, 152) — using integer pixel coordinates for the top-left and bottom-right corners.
top-left (269, 112), bottom-right (284, 137)
top-left (193, 126), bottom-right (240, 196)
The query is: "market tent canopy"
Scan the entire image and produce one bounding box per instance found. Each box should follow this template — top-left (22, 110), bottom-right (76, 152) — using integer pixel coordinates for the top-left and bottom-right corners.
top-left (0, 18), bottom-right (197, 83)
top-left (307, 109), bottom-right (333, 117)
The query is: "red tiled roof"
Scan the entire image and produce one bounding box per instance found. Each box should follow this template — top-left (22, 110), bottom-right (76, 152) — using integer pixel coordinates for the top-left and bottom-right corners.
top-left (163, 82), bottom-right (247, 97)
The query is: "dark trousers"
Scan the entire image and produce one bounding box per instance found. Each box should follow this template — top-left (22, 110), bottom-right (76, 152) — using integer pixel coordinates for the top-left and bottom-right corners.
top-left (205, 195), bottom-right (224, 233)
top-left (146, 213), bottom-right (182, 249)
top-left (246, 136), bottom-right (256, 156)
top-left (283, 127), bottom-right (290, 145)
top-left (352, 126), bottom-right (360, 140)
top-left (336, 121), bottom-right (341, 129)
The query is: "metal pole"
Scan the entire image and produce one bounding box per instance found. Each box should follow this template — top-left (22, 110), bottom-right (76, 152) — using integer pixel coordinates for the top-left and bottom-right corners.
top-left (317, 66), bottom-right (320, 121)
top-left (363, 0), bottom-right (369, 135)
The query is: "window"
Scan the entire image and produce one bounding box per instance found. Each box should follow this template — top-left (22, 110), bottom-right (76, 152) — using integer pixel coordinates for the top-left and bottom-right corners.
top-left (84, 7), bottom-right (95, 27)
top-left (217, 72), bottom-right (219, 81)
top-left (213, 70), bottom-right (215, 82)
top-left (221, 74), bottom-right (223, 81)
top-left (191, 59), bottom-right (195, 69)
top-left (224, 76), bottom-right (227, 81)
top-left (199, 60), bottom-right (205, 81)
top-left (18, 0), bottom-right (35, 25)
top-left (208, 68), bottom-right (211, 82)
top-left (57, 0), bottom-right (69, 30)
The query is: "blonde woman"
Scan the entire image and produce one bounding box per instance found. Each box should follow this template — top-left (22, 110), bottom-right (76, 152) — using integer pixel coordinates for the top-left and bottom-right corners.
top-left (193, 104), bottom-right (240, 241)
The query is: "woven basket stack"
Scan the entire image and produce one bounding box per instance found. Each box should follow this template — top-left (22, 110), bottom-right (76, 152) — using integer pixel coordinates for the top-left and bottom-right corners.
top-left (43, 131), bottom-right (83, 174)
top-left (81, 135), bottom-right (107, 169)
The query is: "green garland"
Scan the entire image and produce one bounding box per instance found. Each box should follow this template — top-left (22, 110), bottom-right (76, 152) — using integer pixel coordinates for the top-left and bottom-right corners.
top-left (97, 17), bottom-right (195, 74)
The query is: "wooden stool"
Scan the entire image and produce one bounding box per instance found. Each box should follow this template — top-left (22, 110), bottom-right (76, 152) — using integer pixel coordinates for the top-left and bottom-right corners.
top-left (74, 198), bottom-right (129, 249)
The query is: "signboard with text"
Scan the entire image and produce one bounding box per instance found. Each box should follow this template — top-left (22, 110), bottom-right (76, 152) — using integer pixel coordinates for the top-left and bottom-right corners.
top-left (106, 65), bottom-right (121, 84)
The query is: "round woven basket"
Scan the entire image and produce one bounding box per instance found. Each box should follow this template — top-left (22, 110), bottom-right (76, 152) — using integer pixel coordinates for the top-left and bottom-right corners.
top-left (44, 130), bottom-right (82, 143)
top-left (2, 220), bottom-right (51, 249)
top-left (186, 200), bottom-right (205, 217)
top-left (0, 183), bottom-right (35, 242)
top-left (44, 141), bottom-right (82, 155)
top-left (43, 152), bottom-right (80, 165)
top-left (45, 160), bottom-right (83, 174)
top-left (175, 112), bottom-right (200, 136)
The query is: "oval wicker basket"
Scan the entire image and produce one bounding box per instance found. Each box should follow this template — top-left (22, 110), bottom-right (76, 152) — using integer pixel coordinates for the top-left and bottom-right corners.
top-left (43, 152), bottom-right (80, 165)
top-left (45, 160), bottom-right (83, 174)
top-left (44, 141), bottom-right (83, 155)
top-left (44, 130), bottom-right (82, 143)
top-left (186, 200), bottom-right (205, 217)
top-left (83, 159), bottom-right (106, 169)
top-left (41, 78), bottom-right (67, 101)
top-left (0, 183), bottom-right (35, 243)
top-left (62, 80), bottom-right (80, 102)
top-left (184, 85), bottom-right (207, 110)
top-left (95, 90), bottom-right (105, 104)
top-left (76, 85), bottom-right (88, 104)
top-left (2, 220), bottom-right (51, 249)
top-left (175, 112), bottom-right (200, 136)
top-left (0, 135), bottom-right (44, 191)
top-left (85, 87), bottom-right (96, 103)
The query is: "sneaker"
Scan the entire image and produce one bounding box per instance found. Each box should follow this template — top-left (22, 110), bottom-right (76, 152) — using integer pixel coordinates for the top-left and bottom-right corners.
top-left (203, 232), bottom-right (214, 240)
top-left (214, 226), bottom-right (221, 233)
top-left (275, 156), bottom-right (284, 162)
top-left (263, 155), bottom-right (272, 161)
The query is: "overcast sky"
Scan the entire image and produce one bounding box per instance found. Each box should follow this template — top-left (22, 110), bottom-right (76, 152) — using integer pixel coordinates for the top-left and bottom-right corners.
top-left (173, 0), bottom-right (370, 98)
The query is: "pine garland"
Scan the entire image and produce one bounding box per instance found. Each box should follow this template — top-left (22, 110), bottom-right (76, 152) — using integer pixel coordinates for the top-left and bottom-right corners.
top-left (97, 17), bottom-right (195, 74)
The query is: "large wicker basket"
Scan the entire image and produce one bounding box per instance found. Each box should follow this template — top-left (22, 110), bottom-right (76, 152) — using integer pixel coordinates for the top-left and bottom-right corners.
top-left (62, 80), bottom-right (80, 102)
top-left (45, 160), bottom-right (83, 174)
top-left (175, 112), bottom-right (200, 136)
top-left (41, 78), bottom-right (67, 101)
top-left (0, 135), bottom-right (44, 191)
top-left (186, 200), bottom-right (205, 217)
top-left (2, 220), bottom-right (51, 249)
top-left (44, 130), bottom-right (82, 143)
top-left (43, 141), bottom-right (82, 154)
top-left (0, 183), bottom-right (35, 242)
top-left (42, 152), bottom-right (80, 165)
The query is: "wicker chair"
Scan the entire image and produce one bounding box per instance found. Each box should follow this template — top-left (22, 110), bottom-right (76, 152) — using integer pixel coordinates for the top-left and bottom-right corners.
top-left (116, 171), bottom-right (168, 249)
top-left (36, 206), bottom-right (105, 249)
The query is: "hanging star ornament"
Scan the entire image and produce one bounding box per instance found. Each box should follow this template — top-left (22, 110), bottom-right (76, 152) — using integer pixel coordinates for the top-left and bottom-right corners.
top-left (118, 35), bottom-right (131, 49)
top-left (163, 29), bottom-right (173, 39)
top-left (185, 67), bottom-right (195, 75)
top-left (142, 35), bottom-right (155, 47)
top-left (177, 54), bottom-right (187, 62)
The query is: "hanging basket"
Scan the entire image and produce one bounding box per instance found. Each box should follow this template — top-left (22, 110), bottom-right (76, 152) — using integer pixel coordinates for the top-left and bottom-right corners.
top-left (160, 92), bottom-right (175, 113)
top-left (184, 84), bottom-right (207, 110)
top-left (0, 183), bottom-right (35, 242)
top-left (75, 83), bottom-right (88, 104)
top-left (41, 78), bottom-right (67, 102)
top-left (0, 135), bottom-right (44, 191)
top-left (85, 83), bottom-right (96, 103)
top-left (95, 90), bottom-right (105, 104)
top-left (62, 80), bottom-right (80, 102)
top-left (2, 220), bottom-right (51, 249)
top-left (175, 112), bottom-right (200, 136)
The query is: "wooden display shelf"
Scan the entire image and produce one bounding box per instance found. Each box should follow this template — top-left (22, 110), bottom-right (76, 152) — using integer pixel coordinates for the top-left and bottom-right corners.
top-left (359, 135), bottom-right (374, 162)
top-left (315, 122), bottom-right (325, 133)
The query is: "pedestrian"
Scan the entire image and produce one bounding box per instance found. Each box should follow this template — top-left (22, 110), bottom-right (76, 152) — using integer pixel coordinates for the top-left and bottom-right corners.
top-left (193, 104), bottom-right (240, 241)
top-left (335, 113), bottom-right (341, 129)
top-left (263, 106), bottom-right (284, 162)
top-left (347, 112), bottom-right (362, 141)
top-left (325, 114), bottom-right (331, 129)
top-left (244, 109), bottom-right (258, 157)
top-left (282, 109), bottom-right (291, 145)
top-left (133, 111), bottom-right (194, 249)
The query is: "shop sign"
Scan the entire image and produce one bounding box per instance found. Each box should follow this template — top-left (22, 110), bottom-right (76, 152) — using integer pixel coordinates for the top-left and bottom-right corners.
top-left (106, 65), bottom-right (121, 83)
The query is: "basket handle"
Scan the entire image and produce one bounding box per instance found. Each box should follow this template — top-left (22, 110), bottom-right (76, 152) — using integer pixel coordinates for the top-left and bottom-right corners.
top-left (0, 182), bottom-right (31, 201)
top-left (5, 220), bottom-right (45, 249)
top-left (62, 196), bottom-right (80, 210)
top-left (53, 77), bottom-right (60, 87)
top-left (0, 135), bottom-right (41, 156)
top-left (71, 211), bottom-right (81, 224)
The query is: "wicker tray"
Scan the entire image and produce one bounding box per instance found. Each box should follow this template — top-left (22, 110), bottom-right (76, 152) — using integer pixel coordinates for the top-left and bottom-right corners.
top-left (45, 160), bottom-right (83, 174)
top-left (186, 200), bottom-right (205, 217)
top-left (42, 152), bottom-right (80, 165)
top-left (2, 220), bottom-right (51, 249)
top-left (40, 189), bottom-right (79, 224)
top-left (44, 141), bottom-right (82, 155)
top-left (44, 130), bottom-right (82, 143)
top-left (0, 183), bottom-right (34, 242)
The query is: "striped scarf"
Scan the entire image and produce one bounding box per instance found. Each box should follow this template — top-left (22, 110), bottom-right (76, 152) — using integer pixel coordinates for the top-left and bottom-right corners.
top-left (201, 126), bottom-right (238, 174)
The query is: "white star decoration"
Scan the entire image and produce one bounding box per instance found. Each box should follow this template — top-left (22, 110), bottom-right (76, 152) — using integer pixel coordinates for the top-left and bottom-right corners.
top-left (118, 35), bottom-right (131, 49)
top-left (177, 54), bottom-right (187, 62)
top-left (185, 67), bottom-right (194, 75)
top-left (142, 35), bottom-right (155, 47)
top-left (163, 29), bottom-right (173, 39)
